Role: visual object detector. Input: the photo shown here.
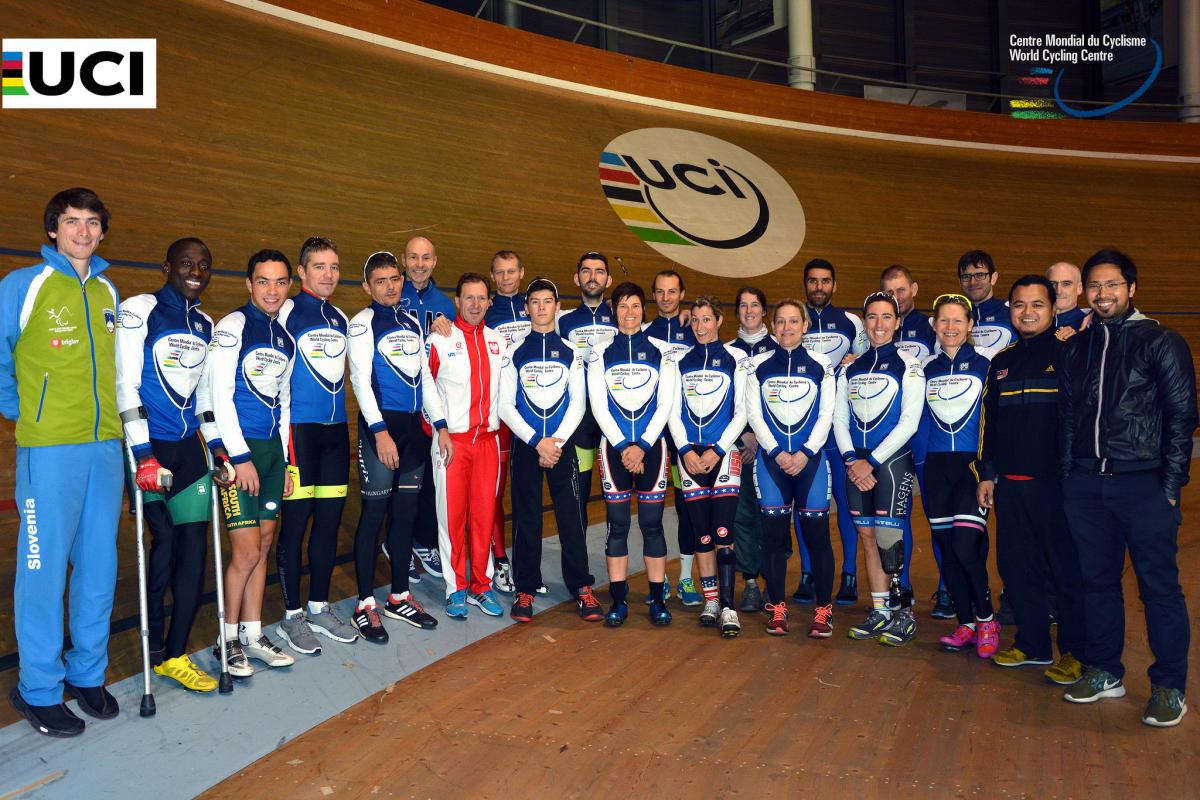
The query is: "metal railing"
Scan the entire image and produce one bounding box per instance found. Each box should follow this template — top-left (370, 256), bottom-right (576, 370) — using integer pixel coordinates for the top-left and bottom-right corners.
top-left (471, 0), bottom-right (1187, 112)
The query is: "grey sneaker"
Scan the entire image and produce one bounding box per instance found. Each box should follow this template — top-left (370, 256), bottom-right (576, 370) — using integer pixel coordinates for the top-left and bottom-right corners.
top-left (1064, 668), bottom-right (1126, 704)
top-left (718, 607), bottom-right (741, 638)
top-left (740, 581), bottom-right (763, 612)
top-left (847, 609), bottom-right (892, 640)
top-left (699, 598), bottom-right (720, 627)
top-left (307, 605), bottom-right (359, 643)
top-left (242, 634), bottom-right (295, 668)
top-left (1142, 685), bottom-right (1187, 727)
top-left (879, 610), bottom-right (917, 647)
top-left (278, 612), bottom-right (322, 655)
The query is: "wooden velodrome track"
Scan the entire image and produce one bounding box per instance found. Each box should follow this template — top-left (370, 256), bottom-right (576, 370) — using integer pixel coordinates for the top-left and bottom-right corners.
top-left (0, 0), bottom-right (1197, 794)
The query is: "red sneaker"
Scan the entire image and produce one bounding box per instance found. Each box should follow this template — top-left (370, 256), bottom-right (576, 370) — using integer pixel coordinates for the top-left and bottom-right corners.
top-left (575, 587), bottom-right (605, 621)
top-left (765, 601), bottom-right (789, 636)
top-left (808, 604), bottom-right (833, 639)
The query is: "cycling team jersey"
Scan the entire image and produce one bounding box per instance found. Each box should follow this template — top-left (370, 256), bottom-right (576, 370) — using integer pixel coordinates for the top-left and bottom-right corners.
top-left (278, 290), bottom-right (348, 425)
top-left (1055, 306), bottom-right (1090, 332)
top-left (588, 330), bottom-right (673, 452)
top-left (970, 296), bottom-right (1015, 351)
top-left (643, 313), bottom-right (697, 360)
top-left (485, 292), bottom-right (531, 348)
top-left (400, 278), bottom-right (456, 337)
top-left (347, 301), bottom-right (425, 432)
top-left (746, 345), bottom-right (835, 458)
top-left (665, 340), bottom-right (748, 457)
top-left (200, 301), bottom-right (296, 463)
top-left (727, 328), bottom-right (778, 361)
top-left (115, 283), bottom-right (214, 459)
top-left (833, 341), bottom-right (925, 468)
top-left (557, 302), bottom-right (618, 362)
top-left (498, 329), bottom-right (586, 446)
top-left (894, 308), bottom-right (936, 362)
top-left (803, 304), bottom-right (869, 367)
top-left (920, 344), bottom-right (993, 454)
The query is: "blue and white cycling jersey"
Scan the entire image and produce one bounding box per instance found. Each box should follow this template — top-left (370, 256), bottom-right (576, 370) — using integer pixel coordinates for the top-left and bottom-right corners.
top-left (894, 308), bottom-right (936, 362)
top-left (199, 301), bottom-right (295, 462)
top-left (970, 296), bottom-right (1015, 351)
top-left (803, 304), bottom-right (868, 367)
top-left (557, 301), bottom-right (618, 362)
top-left (400, 277), bottom-right (455, 337)
top-left (1055, 306), bottom-right (1090, 332)
top-left (347, 301), bottom-right (424, 432)
top-left (498, 330), bottom-right (585, 446)
top-left (279, 290), bottom-right (348, 425)
top-left (833, 342), bottom-right (925, 467)
top-left (727, 328), bottom-right (778, 361)
top-left (644, 313), bottom-right (697, 360)
top-left (485, 292), bottom-right (531, 348)
top-left (664, 341), bottom-right (747, 457)
top-left (587, 330), bottom-right (674, 452)
top-left (746, 345), bottom-right (835, 458)
top-left (920, 344), bottom-right (993, 454)
top-left (115, 283), bottom-right (214, 459)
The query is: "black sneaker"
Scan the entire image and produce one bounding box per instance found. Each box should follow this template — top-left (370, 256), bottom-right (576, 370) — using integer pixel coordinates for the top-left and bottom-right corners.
top-left (575, 587), bottom-right (605, 621)
top-left (352, 605), bottom-right (389, 643)
top-left (9, 688), bottom-right (84, 737)
top-left (792, 571), bottom-right (815, 604)
top-left (384, 595), bottom-right (438, 630)
top-left (740, 581), bottom-right (763, 612)
top-left (64, 682), bottom-right (119, 720)
top-left (511, 592), bottom-right (535, 623)
top-left (930, 589), bottom-right (956, 620)
top-left (835, 571), bottom-right (858, 605)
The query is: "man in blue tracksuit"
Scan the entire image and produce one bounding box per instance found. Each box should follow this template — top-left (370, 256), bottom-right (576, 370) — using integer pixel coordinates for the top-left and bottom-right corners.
top-left (2, 188), bottom-right (124, 737)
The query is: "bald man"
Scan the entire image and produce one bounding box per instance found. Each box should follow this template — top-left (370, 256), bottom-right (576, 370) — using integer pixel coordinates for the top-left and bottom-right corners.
top-left (1047, 262), bottom-right (1091, 340)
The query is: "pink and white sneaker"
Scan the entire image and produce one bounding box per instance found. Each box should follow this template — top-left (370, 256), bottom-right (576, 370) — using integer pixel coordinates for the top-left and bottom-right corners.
top-left (975, 619), bottom-right (1002, 659)
top-left (939, 624), bottom-right (977, 652)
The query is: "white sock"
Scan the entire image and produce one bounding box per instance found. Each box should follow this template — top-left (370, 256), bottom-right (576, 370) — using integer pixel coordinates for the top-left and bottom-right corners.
top-left (976, 615), bottom-right (993, 623)
top-left (358, 596), bottom-right (377, 610)
top-left (239, 620), bottom-right (261, 645)
top-left (678, 554), bottom-right (694, 583)
top-left (285, 608), bottom-right (303, 619)
top-left (224, 622), bottom-right (239, 642)
top-left (388, 591), bottom-right (411, 604)
top-left (307, 600), bottom-right (327, 616)
top-left (965, 621), bottom-right (978, 630)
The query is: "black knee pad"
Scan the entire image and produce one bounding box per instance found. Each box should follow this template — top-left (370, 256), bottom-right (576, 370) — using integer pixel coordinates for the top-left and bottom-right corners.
top-left (694, 530), bottom-right (716, 553)
top-left (642, 528), bottom-right (668, 559)
top-left (605, 523), bottom-right (630, 558)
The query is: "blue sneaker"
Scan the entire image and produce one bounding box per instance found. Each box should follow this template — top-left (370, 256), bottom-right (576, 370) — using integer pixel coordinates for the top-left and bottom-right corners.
top-left (445, 590), bottom-right (469, 620)
top-left (649, 600), bottom-right (672, 626)
top-left (605, 601), bottom-right (629, 628)
top-left (468, 589), bottom-right (503, 617)
top-left (677, 578), bottom-right (702, 607)
top-left (413, 546), bottom-right (443, 579)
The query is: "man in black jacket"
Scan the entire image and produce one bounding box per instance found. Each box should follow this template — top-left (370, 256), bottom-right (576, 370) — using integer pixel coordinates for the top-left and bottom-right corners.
top-left (974, 275), bottom-right (1087, 683)
top-left (1059, 249), bottom-right (1196, 727)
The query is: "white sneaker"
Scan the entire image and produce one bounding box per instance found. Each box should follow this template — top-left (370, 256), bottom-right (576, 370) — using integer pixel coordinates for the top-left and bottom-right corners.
top-left (699, 598), bottom-right (720, 627)
top-left (719, 607), bottom-right (741, 638)
top-left (242, 635), bottom-right (295, 668)
top-left (493, 560), bottom-right (515, 594)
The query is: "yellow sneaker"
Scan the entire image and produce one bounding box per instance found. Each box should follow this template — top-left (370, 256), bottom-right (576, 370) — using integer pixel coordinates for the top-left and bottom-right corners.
top-left (1044, 652), bottom-right (1085, 685)
top-left (153, 655), bottom-right (218, 692)
top-left (992, 646), bottom-right (1054, 668)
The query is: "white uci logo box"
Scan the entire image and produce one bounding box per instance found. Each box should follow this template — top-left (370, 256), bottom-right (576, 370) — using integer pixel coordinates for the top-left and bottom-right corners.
top-left (2, 38), bottom-right (156, 109)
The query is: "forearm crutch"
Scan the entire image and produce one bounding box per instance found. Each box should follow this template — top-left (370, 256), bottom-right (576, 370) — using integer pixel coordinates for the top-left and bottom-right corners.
top-left (206, 451), bottom-right (234, 695)
top-left (125, 445), bottom-right (164, 718)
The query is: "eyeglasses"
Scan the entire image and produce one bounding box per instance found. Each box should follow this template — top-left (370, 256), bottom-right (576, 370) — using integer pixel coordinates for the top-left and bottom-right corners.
top-left (1085, 280), bottom-right (1127, 293)
top-left (958, 271), bottom-right (991, 284)
top-left (933, 293), bottom-right (973, 312)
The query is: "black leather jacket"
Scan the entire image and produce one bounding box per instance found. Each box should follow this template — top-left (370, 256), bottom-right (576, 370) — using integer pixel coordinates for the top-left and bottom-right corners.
top-left (1059, 308), bottom-right (1197, 499)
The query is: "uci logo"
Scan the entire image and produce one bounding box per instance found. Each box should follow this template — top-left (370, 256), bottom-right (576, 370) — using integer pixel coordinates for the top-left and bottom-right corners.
top-left (2, 39), bottom-right (156, 109)
top-left (599, 128), bottom-right (805, 278)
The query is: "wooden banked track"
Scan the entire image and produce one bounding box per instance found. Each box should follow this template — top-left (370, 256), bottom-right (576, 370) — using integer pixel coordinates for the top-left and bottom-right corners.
top-left (0, 2), bottom-right (1197, 789)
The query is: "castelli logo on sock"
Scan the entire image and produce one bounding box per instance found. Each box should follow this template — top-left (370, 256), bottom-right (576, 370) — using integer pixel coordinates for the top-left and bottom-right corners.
top-left (598, 128), bottom-right (805, 278)
top-left (24, 498), bottom-right (41, 570)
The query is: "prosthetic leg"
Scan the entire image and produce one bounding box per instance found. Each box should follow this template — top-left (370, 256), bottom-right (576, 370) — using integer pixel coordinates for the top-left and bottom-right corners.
top-left (876, 525), bottom-right (916, 646)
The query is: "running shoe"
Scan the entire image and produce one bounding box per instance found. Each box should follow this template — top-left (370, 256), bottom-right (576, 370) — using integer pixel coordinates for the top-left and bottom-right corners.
top-left (154, 655), bottom-right (218, 692)
top-left (605, 601), bottom-right (629, 628)
top-left (765, 601), bottom-right (789, 636)
top-left (847, 609), bottom-right (891, 640)
top-left (677, 578), bottom-right (702, 607)
top-left (308, 605), bottom-right (359, 643)
top-left (808, 604), bottom-right (834, 639)
top-left (575, 587), bottom-right (605, 621)
top-left (511, 592), bottom-right (535, 623)
top-left (792, 571), bottom-right (815, 604)
top-left (975, 620), bottom-right (1001, 659)
top-left (352, 604), bottom-right (390, 643)
top-left (992, 646), bottom-right (1053, 668)
top-left (719, 607), bottom-right (741, 638)
top-left (445, 590), bottom-right (469, 620)
top-left (493, 560), bottom-right (516, 594)
top-left (384, 594), bottom-right (438, 630)
top-left (930, 589), bottom-right (955, 620)
top-left (1143, 686), bottom-right (1188, 727)
top-left (740, 581), bottom-right (763, 612)
top-left (537, 583), bottom-right (549, 595)
top-left (1064, 668), bottom-right (1126, 704)
top-left (835, 571), bottom-right (858, 605)
top-left (468, 589), bottom-right (504, 616)
top-left (879, 610), bottom-right (917, 647)
top-left (699, 598), bottom-right (720, 627)
top-left (408, 554), bottom-right (422, 585)
top-left (213, 638), bottom-right (253, 678)
top-left (649, 599), bottom-right (672, 626)
top-left (243, 634), bottom-right (295, 667)
top-left (939, 624), bottom-right (977, 652)
top-left (1043, 652), bottom-right (1084, 685)
top-left (278, 612), bottom-right (322, 655)
top-left (413, 545), bottom-right (444, 578)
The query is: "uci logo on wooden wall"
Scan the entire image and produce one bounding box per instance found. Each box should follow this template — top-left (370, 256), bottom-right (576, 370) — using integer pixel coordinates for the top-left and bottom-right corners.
top-left (598, 128), bottom-right (804, 278)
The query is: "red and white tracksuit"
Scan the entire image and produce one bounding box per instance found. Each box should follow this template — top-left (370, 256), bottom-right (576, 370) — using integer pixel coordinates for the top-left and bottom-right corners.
top-left (422, 317), bottom-right (505, 597)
